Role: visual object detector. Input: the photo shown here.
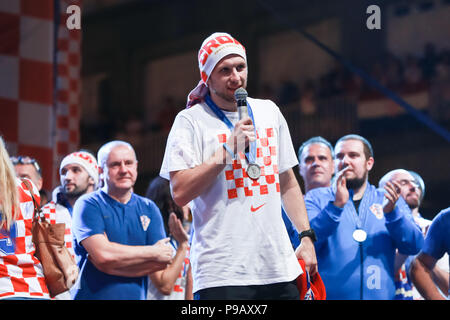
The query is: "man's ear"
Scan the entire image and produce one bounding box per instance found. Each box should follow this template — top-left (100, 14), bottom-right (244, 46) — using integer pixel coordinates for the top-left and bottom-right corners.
top-left (366, 157), bottom-right (375, 172)
top-left (36, 177), bottom-right (43, 191)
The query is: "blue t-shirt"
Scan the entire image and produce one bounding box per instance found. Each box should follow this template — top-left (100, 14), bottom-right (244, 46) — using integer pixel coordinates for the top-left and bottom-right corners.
top-left (71, 189), bottom-right (166, 300)
top-left (421, 207), bottom-right (450, 298)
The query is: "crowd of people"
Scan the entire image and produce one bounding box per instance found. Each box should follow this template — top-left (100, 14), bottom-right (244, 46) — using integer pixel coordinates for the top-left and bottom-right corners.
top-left (260, 43), bottom-right (450, 112)
top-left (0, 32), bottom-right (448, 300)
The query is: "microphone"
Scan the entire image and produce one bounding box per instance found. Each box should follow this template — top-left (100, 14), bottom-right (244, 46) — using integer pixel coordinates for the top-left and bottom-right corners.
top-left (234, 88), bottom-right (249, 153)
top-left (234, 87), bottom-right (248, 120)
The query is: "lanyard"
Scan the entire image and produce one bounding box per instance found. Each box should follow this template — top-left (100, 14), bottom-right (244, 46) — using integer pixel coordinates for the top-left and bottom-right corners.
top-left (348, 189), bottom-right (370, 229)
top-left (204, 94), bottom-right (257, 164)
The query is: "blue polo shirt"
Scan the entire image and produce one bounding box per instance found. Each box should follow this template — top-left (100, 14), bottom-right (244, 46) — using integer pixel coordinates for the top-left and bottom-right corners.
top-left (71, 189), bottom-right (166, 300)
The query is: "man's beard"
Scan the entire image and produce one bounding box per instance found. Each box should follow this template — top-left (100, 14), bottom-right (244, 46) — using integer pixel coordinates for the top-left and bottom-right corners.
top-left (346, 174), bottom-right (367, 191)
top-left (406, 195), bottom-right (420, 210)
top-left (63, 184), bottom-right (89, 199)
top-left (208, 80), bottom-right (247, 104)
top-left (213, 89), bottom-right (235, 103)
top-left (407, 202), bottom-right (419, 210)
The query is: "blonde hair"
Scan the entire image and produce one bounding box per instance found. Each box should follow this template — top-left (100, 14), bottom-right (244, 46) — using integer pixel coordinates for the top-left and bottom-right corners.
top-left (0, 137), bottom-right (19, 230)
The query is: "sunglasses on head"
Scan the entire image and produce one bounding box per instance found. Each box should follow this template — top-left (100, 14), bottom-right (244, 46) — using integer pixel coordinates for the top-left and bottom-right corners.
top-left (10, 156), bottom-right (42, 175)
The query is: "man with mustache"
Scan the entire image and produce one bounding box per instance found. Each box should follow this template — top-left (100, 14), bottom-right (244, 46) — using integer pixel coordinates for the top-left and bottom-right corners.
top-left (379, 169), bottom-right (426, 231)
top-left (379, 169), bottom-right (449, 299)
top-left (40, 150), bottom-right (99, 299)
top-left (304, 134), bottom-right (424, 299)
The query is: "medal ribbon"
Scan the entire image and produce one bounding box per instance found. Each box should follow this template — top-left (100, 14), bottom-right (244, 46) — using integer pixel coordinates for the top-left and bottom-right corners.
top-left (204, 94), bottom-right (257, 164)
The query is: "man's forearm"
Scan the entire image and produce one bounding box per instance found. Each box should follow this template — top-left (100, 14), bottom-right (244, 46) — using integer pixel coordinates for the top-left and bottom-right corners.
top-left (170, 146), bottom-right (227, 207)
top-left (82, 234), bottom-right (171, 277)
top-left (90, 257), bottom-right (169, 278)
top-left (280, 169), bottom-right (311, 232)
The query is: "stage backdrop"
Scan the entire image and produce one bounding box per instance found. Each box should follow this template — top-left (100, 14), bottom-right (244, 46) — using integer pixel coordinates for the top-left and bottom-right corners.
top-left (0, 0), bottom-right (82, 190)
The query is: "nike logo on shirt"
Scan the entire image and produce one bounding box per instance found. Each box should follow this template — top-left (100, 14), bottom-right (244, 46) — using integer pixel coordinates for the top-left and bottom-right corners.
top-left (250, 203), bottom-right (266, 212)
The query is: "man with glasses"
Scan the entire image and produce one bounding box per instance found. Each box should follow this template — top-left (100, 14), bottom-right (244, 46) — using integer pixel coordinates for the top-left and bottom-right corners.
top-left (379, 169), bottom-right (448, 299)
top-left (379, 169), bottom-right (425, 227)
top-left (11, 156), bottom-right (47, 206)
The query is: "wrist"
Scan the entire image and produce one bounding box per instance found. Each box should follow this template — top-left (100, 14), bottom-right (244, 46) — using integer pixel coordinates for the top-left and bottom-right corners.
top-left (298, 228), bottom-right (317, 243)
top-left (178, 241), bottom-right (189, 249)
top-left (333, 200), bottom-right (346, 208)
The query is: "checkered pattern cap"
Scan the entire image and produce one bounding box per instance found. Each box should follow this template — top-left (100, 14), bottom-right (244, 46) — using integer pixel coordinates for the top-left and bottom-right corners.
top-left (59, 151), bottom-right (99, 187)
top-left (198, 32), bottom-right (246, 84)
top-left (186, 32), bottom-right (246, 108)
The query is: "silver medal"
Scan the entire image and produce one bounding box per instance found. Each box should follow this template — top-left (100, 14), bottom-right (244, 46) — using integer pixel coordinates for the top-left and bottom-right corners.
top-left (353, 229), bottom-right (367, 243)
top-left (247, 163), bottom-right (261, 180)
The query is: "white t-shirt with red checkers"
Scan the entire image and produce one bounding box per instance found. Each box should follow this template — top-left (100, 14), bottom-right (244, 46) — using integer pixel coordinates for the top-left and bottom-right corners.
top-left (161, 97), bottom-right (302, 293)
top-left (0, 178), bottom-right (49, 299)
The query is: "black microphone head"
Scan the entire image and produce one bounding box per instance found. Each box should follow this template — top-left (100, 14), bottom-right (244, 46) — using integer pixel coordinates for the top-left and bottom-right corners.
top-left (234, 87), bottom-right (248, 101)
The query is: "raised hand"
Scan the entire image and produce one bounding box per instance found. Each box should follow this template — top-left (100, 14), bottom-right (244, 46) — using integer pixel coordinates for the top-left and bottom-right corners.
top-left (333, 166), bottom-right (352, 208)
top-left (382, 180), bottom-right (401, 213)
top-left (168, 212), bottom-right (189, 244)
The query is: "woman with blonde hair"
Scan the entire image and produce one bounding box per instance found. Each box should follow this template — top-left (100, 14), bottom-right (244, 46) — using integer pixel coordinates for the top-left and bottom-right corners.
top-left (0, 136), bottom-right (50, 299)
top-left (0, 138), bottom-right (20, 232)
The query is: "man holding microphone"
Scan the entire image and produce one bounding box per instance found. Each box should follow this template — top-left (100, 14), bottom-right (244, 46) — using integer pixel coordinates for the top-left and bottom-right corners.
top-left (160, 32), bottom-right (317, 300)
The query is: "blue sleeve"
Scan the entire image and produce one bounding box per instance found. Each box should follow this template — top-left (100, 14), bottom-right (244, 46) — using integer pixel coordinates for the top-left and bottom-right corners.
top-left (305, 191), bottom-right (343, 248)
top-left (384, 197), bottom-right (424, 255)
top-left (282, 208), bottom-right (299, 249)
top-left (422, 209), bottom-right (450, 260)
top-left (72, 194), bottom-right (105, 244)
top-left (146, 201), bottom-right (167, 245)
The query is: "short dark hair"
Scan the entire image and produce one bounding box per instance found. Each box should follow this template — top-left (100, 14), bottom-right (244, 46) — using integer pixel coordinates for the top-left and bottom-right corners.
top-left (298, 136), bottom-right (334, 162)
top-left (145, 176), bottom-right (184, 235)
top-left (335, 134), bottom-right (374, 160)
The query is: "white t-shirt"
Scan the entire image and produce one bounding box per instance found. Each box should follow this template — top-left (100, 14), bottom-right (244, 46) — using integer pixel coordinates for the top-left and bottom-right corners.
top-left (160, 97), bottom-right (302, 293)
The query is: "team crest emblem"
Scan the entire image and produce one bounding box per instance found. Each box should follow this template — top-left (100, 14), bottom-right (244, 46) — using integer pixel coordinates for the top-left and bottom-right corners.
top-left (369, 204), bottom-right (384, 220)
top-left (140, 215), bottom-right (150, 231)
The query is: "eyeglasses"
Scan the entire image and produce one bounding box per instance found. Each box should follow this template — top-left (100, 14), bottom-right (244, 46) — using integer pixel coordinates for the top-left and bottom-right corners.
top-left (10, 156), bottom-right (42, 175)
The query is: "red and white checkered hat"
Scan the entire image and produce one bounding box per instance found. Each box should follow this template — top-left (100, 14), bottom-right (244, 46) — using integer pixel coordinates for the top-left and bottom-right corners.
top-left (59, 151), bottom-right (99, 187)
top-left (186, 32), bottom-right (246, 108)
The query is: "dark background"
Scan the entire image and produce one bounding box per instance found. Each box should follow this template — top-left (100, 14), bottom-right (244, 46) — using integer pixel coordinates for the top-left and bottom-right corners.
top-left (79, 0), bottom-right (450, 219)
